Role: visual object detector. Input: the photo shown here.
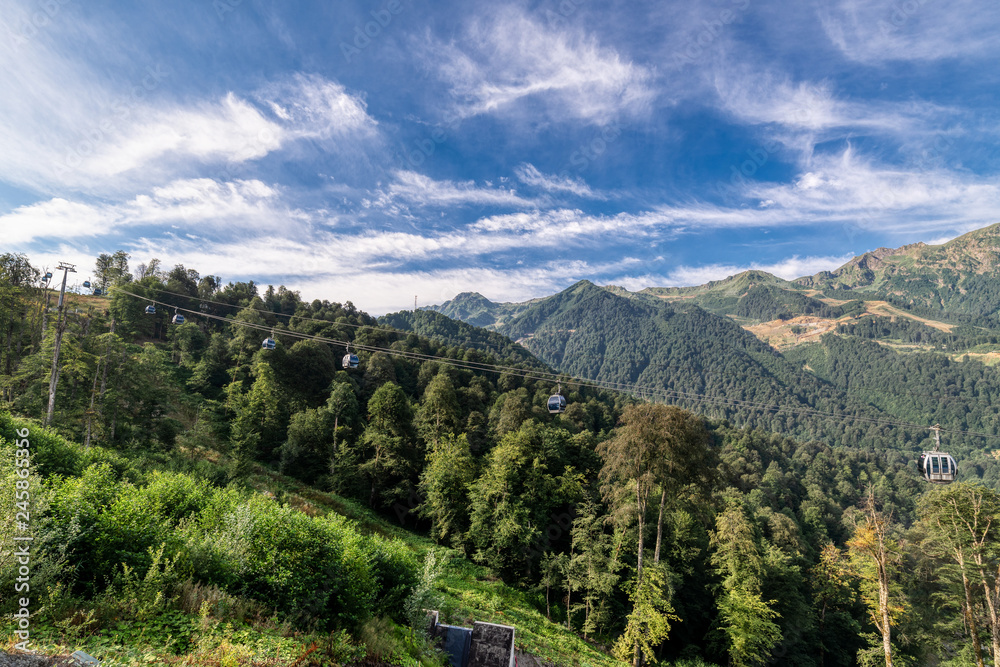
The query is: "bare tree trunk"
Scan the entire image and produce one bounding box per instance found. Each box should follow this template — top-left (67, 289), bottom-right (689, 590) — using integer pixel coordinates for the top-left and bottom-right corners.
top-left (654, 488), bottom-right (666, 564)
top-left (566, 584), bottom-right (572, 631)
top-left (545, 581), bottom-right (550, 620)
top-left (958, 553), bottom-right (985, 667)
top-left (979, 563), bottom-right (1000, 667)
top-left (634, 478), bottom-right (646, 667)
top-left (44, 308), bottom-right (66, 426)
top-left (99, 319), bottom-right (115, 398)
top-left (877, 556), bottom-right (893, 667)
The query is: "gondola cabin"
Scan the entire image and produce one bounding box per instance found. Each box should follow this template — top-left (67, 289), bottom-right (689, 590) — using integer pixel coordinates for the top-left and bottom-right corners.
top-left (342, 353), bottom-right (359, 369)
top-left (44, 272), bottom-right (52, 280)
top-left (172, 314), bottom-right (186, 325)
top-left (262, 337), bottom-right (277, 350)
top-left (547, 393), bottom-right (567, 414)
top-left (919, 452), bottom-right (958, 484)
top-left (144, 305), bottom-right (156, 315)
top-left (83, 280), bottom-right (91, 288)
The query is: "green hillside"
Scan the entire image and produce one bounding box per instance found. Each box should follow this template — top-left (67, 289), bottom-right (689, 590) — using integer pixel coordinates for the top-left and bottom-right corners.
top-left (796, 223), bottom-right (1000, 324)
top-left (8, 249), bottom-right (1000, 667)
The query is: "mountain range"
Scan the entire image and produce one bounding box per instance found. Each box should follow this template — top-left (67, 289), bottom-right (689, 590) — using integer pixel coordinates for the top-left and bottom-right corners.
top-left (422, 224), bottom-right (1000, 468)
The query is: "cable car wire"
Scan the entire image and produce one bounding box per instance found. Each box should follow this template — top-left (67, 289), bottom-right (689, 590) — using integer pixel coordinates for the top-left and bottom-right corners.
top-left (132, 286), bottom-right (1000, 410)
top-left (114, 288), bottom-right (1000, 442)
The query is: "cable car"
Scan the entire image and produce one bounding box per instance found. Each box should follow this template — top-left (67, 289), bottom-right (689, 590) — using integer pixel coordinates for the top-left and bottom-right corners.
top-left (342, 345), bottom-right (359, 369)
top-left (919, 425), bottom-right (958, 484)
top-left (145, 305), bottom-right (156, 315)
top-left (262, 337), bottom-right (277, 350)
top-left (172, 313), bottom-right (186, 325)
top-left (83, 280), bottom-right (91, 288)
top-left (547, 383), bottom-right (567, 414)
top-left (94, 288), bottom-right (103, 296)
top-left (44, 272), bottom-right (52, 280)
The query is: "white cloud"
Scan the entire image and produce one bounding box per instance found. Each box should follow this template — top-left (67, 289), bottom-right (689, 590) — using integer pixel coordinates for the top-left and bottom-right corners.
top-left (0, 14), bottom-right (377, 195)
top-left (0, 199), bottom-right (111, 246)
top-left (744, 147), bottom-right (1000, 232)
top-left (420, 7), bottom-right (655, 123)
top-left (661, 254), bottom-right (856, 287)
top-left (819, 0), bottom-right (1000, 64)
top-left (514, 164), bottom-right (603, 199)
top-left (379, 170), bottom-right (535, 208)
top-left (712, 67), bottom-right (942, 138)
top-left (256, 73), bottom-right (378, 140)
top-left (86, 94), bottom-right (284, 179)
top-left (0, 179), bottom-right (301, 245)
top-left (112, 233), bottom-right (647, 315)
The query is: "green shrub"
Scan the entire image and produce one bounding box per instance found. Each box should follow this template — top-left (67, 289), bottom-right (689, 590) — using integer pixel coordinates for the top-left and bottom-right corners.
top-left (0, 412), bottom-right (84, 477)
top-left (360, 529), bottom-right (420, 622)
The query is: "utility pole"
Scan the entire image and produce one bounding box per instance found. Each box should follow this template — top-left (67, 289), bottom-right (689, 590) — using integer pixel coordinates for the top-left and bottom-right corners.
top-left (45, 262), bottom-right (76, 426)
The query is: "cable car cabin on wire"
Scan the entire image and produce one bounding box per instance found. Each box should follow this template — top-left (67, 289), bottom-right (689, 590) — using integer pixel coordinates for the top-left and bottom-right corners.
top-left (261, 337), bottom-right (277, 351)
top-left (547, 384), bottom-right (567, 414)
top-left (145, 305), bottom-right (156, 315)
top-left (342, 345), bottom-right (359, 369)
top-left (919, 424), bottom-right (958, 484)
top-left (172, 313), bottom-right (185, 325)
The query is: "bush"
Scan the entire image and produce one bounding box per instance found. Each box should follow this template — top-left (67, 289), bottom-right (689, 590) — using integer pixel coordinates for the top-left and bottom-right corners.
top-left (361, 531), bottom-right (420, 622)
top-left (0, 412), bottom-right (84, 477)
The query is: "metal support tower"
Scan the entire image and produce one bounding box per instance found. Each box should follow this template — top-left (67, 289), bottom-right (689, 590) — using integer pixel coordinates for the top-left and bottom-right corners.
top-left (45, 262), bottom-right (76, 426)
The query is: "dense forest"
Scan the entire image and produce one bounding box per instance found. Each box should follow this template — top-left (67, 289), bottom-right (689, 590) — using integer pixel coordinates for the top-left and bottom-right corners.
top-left (5, 250), bottom-right (1000, 667)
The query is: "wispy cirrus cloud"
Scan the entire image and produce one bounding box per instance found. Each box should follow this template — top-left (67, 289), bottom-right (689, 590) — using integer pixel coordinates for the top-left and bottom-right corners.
top-left (660, 254), bottom-right (856, 287)
top-left (514, 164), bottom-right (604, 199)
top-left (744, 147), bottom-right (1000, 232)
top-left (712, 66), bottom-right (947, 138)
top-left (418, 7), bottom-right (656, 124)
top-left (376, 170), bottom-right (535, 208)
top-left (819, 0), bottom-right (1000, 64)
top-left (0, 178), bottom-right (302, 245)
top-left (0, 12), bottom-right (378, 196)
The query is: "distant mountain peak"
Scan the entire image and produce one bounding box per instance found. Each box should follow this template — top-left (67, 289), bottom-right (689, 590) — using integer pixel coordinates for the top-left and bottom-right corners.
top-left (836, 243), bottom-right (926, 275)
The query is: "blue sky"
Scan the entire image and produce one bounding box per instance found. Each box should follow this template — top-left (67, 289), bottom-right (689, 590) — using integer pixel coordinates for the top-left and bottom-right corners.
top-left (2, 0), bottom-right (999, 313)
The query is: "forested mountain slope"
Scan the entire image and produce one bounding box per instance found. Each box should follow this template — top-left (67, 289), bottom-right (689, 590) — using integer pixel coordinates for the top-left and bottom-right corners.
top-left (433, 279), bottom-right (998, 455)
top-left (7, 249), bottom-right (1000, 667)
top-left (428, 225), bottom-right (1000, 462)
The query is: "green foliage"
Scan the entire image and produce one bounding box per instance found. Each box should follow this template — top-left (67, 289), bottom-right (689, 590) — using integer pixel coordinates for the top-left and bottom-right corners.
top-left (613, 564), bottom-right (681, 664)
top-left (227, 360), bottom-right (287, 468)
top-left (467, 422), bottom-right (581, 580)
top-left (419, 433), bottom-right (476, 547)
top-left (404, 550), bottom-right (447, 633)
top-left (280, 407), bottom-right (333, 484)
top-left (716, 588), bottom-right (783, 667)
top-left (710, 497), bottom-right (783, 666)
top-left (736, 285), bottom-right (847, 321)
